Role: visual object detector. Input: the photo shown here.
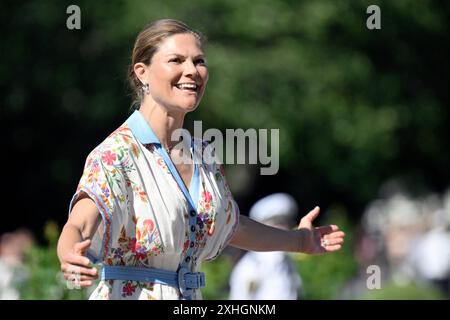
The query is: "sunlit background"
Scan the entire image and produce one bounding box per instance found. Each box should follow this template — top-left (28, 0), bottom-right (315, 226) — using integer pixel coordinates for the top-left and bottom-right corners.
top-left (1, 0), bottom-right (449, 299)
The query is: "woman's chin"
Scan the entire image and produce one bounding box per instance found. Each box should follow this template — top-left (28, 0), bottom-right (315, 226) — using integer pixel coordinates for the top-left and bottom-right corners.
top-left (159, 97), bottom-right (201, 113)
top-left (183, 104), bottom-right (199, 113)
top-left (176, 100), bottom-right (200, 112)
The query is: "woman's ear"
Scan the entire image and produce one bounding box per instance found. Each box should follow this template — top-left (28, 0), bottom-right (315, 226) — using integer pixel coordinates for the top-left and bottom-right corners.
top-left (134, 62), bottom-right (148, 85)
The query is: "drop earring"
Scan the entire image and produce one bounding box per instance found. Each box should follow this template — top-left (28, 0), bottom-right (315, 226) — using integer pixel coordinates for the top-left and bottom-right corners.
top-left (142, 83), bottom-right (150, 95)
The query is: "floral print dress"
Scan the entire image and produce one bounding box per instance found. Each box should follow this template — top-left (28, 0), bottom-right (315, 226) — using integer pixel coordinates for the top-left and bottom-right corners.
top-left (68, 110), bottom-right (240, 300)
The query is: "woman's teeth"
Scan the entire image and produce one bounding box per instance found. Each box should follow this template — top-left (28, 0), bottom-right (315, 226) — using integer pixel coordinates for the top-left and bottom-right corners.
top-left (175, 83), bottom-right (198, 91)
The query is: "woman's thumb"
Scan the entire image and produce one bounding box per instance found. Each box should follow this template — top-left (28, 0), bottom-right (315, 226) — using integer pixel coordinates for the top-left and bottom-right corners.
top-left (74, 239), bottom-right (91, 254)
top-left (305, 206), bottom-right (320, 222)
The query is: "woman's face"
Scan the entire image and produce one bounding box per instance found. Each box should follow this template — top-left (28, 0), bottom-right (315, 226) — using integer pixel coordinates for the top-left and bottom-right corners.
top-left (138, 33), bottom-right (209, 113)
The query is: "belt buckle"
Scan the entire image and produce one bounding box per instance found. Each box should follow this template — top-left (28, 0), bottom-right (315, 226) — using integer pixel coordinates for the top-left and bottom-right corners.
top-left (185, 272), bottom-right (206, 288)
top-left (177, 267), bottom-right (206, 297)
top-left (177, 267), bottom-right (193, 297)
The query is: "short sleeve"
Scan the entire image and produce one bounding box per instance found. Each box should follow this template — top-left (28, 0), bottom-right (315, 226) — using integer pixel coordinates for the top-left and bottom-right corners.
top-left (204, 163), bottom-right (240, 261)
top-left (68, 146), bottom-right (126, 262)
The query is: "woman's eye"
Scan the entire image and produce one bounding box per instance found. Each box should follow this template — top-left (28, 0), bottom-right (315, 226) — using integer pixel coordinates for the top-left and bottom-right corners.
top-left (195, 59), bottom-right (206, 65)
top-left (169, 58), bottom-right (181, 63)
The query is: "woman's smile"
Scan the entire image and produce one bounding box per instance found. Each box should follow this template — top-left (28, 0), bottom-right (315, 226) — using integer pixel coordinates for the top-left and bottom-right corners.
top-left (174, 82), bottom-right (200, 94)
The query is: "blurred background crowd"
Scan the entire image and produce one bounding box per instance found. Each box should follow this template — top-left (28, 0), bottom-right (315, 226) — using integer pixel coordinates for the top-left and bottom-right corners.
top-left (1, 0), bottom-right (449, 299)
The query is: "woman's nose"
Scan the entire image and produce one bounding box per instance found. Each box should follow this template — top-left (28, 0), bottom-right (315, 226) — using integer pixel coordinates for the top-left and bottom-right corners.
top-left (183, 59), bottom-right (199, 76)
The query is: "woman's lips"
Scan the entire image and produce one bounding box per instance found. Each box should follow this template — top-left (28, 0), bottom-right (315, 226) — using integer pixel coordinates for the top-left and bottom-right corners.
top-left (174, 84), bottom-right (200, 94)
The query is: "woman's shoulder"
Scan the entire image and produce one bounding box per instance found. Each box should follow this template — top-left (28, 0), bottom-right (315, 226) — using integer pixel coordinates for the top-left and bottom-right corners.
top-left (85, 122), bottom-right (138, 166)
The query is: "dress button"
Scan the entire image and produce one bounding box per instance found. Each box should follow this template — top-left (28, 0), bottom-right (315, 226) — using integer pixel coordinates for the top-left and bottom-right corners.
top-left (190, 225), bottom-right (196, 232)
top-left (190, 242), bottom-right (195, 248)
top-left (190, 210), bottom-right (196, 217)
top-left (185, 256), bottom-right (191, 263)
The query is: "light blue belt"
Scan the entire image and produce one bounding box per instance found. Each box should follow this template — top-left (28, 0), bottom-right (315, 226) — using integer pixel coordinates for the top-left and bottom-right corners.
top-left (101, 265), bottom-right (206, 296)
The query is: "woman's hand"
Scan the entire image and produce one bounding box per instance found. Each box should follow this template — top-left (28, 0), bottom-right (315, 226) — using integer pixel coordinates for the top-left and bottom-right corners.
top-left (60, 239), bottom-right (98, 288)
top-left (297, 206), bottom-right (345, 254)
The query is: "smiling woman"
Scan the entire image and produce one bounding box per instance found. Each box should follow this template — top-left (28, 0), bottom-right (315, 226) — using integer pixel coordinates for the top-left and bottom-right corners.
top-left (56, 19), bottom-right (345, 300)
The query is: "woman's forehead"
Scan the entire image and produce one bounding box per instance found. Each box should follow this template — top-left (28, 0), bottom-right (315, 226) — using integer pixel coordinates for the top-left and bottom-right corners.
top-left (156, 33), bottom-right (204, 56)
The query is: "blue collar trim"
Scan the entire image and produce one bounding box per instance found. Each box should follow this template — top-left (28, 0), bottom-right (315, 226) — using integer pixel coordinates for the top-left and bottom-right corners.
top-left (126, 110), bottom-right (160, 144)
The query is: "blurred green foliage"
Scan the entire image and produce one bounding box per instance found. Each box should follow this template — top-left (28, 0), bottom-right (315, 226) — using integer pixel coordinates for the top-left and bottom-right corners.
top-left (200, 255), bottom-right (234, 300)
top-left (360, 282), bottom-right (445, 300)
top-left (17, 222), bottom-right (89, 299)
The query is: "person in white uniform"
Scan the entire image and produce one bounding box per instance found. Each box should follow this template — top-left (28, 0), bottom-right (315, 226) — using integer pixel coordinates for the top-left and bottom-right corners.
top-left (229, 193), bottom-right (302, 300)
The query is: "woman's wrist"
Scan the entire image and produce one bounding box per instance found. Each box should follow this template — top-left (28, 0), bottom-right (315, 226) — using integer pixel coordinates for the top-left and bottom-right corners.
top-left (288, 229), bottom-right (304, 253)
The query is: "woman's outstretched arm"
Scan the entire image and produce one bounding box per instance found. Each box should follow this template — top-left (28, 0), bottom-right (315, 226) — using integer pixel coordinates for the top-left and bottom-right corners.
top-left (229, 206), bottom-right (345, 254)
top-left (57, 194), bottom-right (101, 287)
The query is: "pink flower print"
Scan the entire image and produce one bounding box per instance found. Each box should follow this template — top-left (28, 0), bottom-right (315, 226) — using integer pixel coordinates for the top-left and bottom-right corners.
top-left (102, 150), bottom-right (117, 166)
top-left (201, 191), bottom-right (212, 203)
top-left (143, 219), bottom-right (154, 232)
top-left (219, 165), bottom-right (225, 177)
top-left (152, 246), bottom-right (160, 253)
top-left (122, 282), bottom-right (136, 297)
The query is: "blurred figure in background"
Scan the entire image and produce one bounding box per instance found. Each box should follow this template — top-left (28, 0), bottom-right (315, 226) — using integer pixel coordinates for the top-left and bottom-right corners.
top-left (229, 193), bottom-right (302, 300)
top-left (0, 229), bottom-right (34, 299)
top-left (380, 193), bottom-right (426, 285)
top-left (408, 190), bottom-right (450, 298)
top-left (342, 186), bottom-right (450, 299)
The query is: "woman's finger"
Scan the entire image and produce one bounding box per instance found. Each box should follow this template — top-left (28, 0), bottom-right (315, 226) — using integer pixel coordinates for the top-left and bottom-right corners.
top-left (300, 206), bottom-right (320, 225)
top-left (61, 264), bottom-right (98, 277)
top-left (64, 252), bottom-right (92, 267)
top-left (325, 244), bottom-right (342, 252)
top-left (66, 279), bottom-right (94, 288)
top-left (78, 280), bottom-right (94, 287)
top-left (64, 272), bottom-right (98, 281)
top-left (323, 231), bottom-right (346, 240)
top-left (316, 225), bottom-right (340, 236)
top-left (73, 239), bottom-right (91, 255)
top-left (322, 238), bottom-right (344, 246)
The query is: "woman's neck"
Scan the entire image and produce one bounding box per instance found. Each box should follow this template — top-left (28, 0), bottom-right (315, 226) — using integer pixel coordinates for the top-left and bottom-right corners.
top-left (138, 100), bottom-right (185, 150)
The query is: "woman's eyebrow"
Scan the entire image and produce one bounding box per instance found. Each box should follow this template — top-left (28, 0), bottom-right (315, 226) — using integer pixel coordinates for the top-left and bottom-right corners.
top-left (165, 53), bottom-right (205, 59)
